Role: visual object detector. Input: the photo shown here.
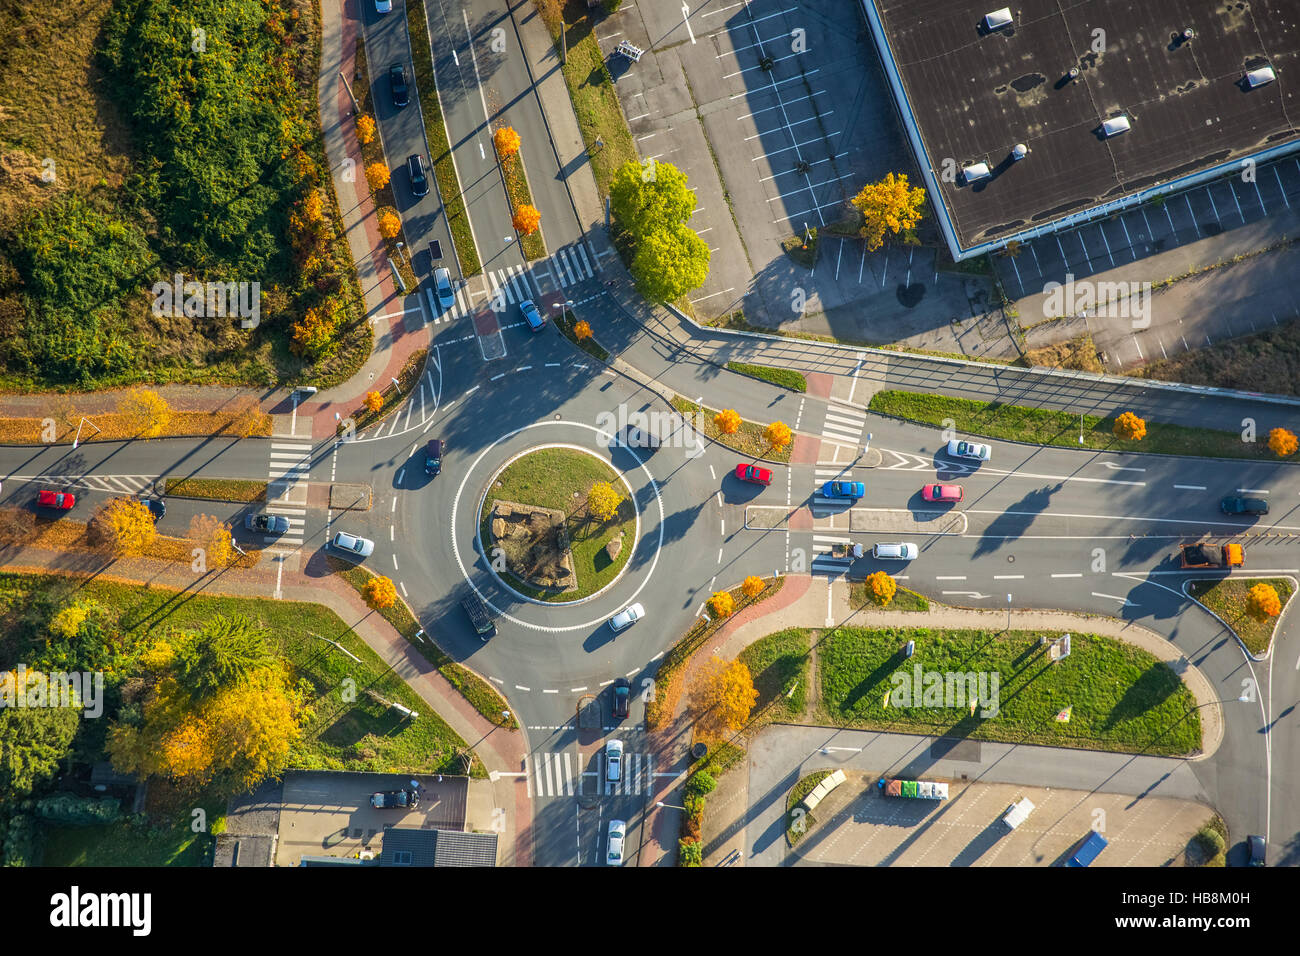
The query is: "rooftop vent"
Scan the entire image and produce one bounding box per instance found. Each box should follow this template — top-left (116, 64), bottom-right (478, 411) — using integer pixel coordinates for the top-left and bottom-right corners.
top-left (1100, 115), bottom-right (1131, 138)
top-left (1245, 66), bottom-right (1276, 89)
top-left (962, 162), bottom-right (992, 183)
top-left (983, 7), bottom-right (1013, 31)
top-left (1011, 144), bottom-right (1028, 161)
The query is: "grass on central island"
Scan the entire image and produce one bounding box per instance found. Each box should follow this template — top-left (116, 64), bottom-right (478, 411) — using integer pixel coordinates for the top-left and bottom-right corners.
top-left (480, 447), bottom-right (636, 602)
top-left (1186, 577), bottom-right (1294, 656)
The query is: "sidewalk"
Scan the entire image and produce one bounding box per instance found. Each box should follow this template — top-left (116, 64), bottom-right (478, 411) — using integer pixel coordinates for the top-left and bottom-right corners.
top-left (1, 545), bottom-right (533, 866)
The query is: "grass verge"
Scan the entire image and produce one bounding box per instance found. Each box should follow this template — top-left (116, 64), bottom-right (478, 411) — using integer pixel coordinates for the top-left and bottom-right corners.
top-left (738, 627), bottom-right (810, 729)
top-left (1188, 817), bottom-right (1227, 867)
top-left (407, 0), bottom-right (480, 275)
top-left (534, 0), bottom-right (638, 198)
top-left (725, 362), bottom-right (807, 393)
top-left (868, 390), bottom-right (1293, 462)
top-left (337, 348), bottom-right (427, 435)
top-left (817, 626), bottom-right (1201, 755)
top-left (326, 558), bottom-right (516, 728)
top-left (1186, 577), bottom-right (1294, 656)
top-left (500, 148), bottom-right (546, 261)
top-left (162, 477), bottom-right (267, 503)
top-left (671, 396), bottom-right (792, 463)
top-left (1024, 333), bottom-right (1104, 374)
top-left (557, 310), bottom-right (610, 361)
top-left (0, 404), bottom-right (271, 446)
top-left (787, 770), bottom-right (831, 845)
top-left (1134, 312), bottom-right (1300, 398)
top-left (479, 447), bottom-right (635, 603)
top-left (849, 581), bottom-right (930, 612)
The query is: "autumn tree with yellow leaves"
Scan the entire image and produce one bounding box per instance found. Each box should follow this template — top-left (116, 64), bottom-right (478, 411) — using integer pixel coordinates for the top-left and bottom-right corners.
top-left (742, 576), bottom-right (765, 600)
top-left (92, 498), bottom-right (158, 557)
top-left (363, 575), bottom-right (398, 610)
top-left (587, 481), bottom-right (622, 522)
top-left (117, 388), bottom-right (172, 438)
top-left (688, 655), bottom-right (758, 739)
top-left (714, 408), bottom-right (741, 435)
top-left (1247, 583), bottom-right (1282, 621)
top-left (765, 421), bottom-right (792, 451)
top-left (365, 162), bottom-right (390, 192)
top-left (866, 570), bottom-right (897, 606)
top-left (494, 126), bottom-right (521, 158)
top-left (850, 172), bottom-right (926, 251)
top-left (1268, 427), bottom-right (1297, 458)
top-left (1112, 411), bottom-right (1147, 442)
top-left (513, 204), bottom-right (541, 235)
top-left (708, 590), bottom-right (735, 619)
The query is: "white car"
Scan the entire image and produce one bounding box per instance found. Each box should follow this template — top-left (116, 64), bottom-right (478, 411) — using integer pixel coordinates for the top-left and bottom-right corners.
top-left (605, 739), bottom-right (623, 782)
top-left (607, 819), bottom-right (626, 866)
top-left (946, 439), bottom-right (991, 461)
top-left (330, 531), bottom-right (375, 559)
top-left (873, 542), bottom-right (918, 560)
top-left (375, 0), bottom-right (393, 13)
top-left (433, 267), bottom-right (455, 310)
top-left (608, 603), bottom-right (644, 632)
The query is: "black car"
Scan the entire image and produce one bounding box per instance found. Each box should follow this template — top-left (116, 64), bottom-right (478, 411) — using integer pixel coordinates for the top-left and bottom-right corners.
top-left (244, 513), bottom-right (290, 534)
top-left (424, 439), bottom-right (443, 476)
top-left (1221, 496), bottom-right (1269, 516)
top-left (371, 783), bottom-right (420, 810)
top-left (407, 153), bottom-right (429, 198)
top-left (612, 677), bottom-right (630, 719)
top-left (138, 497), bottom-right (166, 521)
top-left (389, 63), bottom-right (409, 107)
top-left (1248, 834), bottom-right (1266, 866)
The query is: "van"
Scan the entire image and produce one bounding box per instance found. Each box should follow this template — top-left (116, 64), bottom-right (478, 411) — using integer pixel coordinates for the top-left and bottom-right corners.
top-left (407, 154), bottom-right (429, 197)
top-left (424, 439), bottom-right (443, 476)
top-left (873, 542), bottom-right (918, 560)
top-left (1068, 830), bottom-right (1109, 867)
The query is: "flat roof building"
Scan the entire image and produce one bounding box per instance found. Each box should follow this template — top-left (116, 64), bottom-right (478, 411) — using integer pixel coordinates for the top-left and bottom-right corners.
top-left (860, 0), bottom-right (1300, 259)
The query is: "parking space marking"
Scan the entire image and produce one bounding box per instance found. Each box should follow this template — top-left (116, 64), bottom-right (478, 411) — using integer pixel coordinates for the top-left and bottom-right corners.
top-left (729, 70), bottom-right (815, 98)
top-left (747, 113), bottom-right (828, 140)
top-left (764, 171), bottom-right (852, 196)
top-left (1275, 166), bottom-right (1291, 208)
top-left (1055, 235), bottom-right (1069, 269)
top-left (1163, 202), bottom-right (1178, 237)
top-left (1228, 179), bottom-right (1247, 222)
top-left (737, 93), bottom-right (826, 122)
top-left (752, 133), bottom-right (841, 160)
top-left (1096, 222), bottom-right (1116, 266)
top-left (689, 287), bottom-right (735, 303)
top-left (759, 153), bottom-right (848, 182)
top-left (772, 198), bottom-right (845, 223)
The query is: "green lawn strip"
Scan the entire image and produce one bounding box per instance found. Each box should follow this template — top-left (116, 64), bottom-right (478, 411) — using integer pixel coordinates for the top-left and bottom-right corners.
top-left (849, 581), bottom-right (930, 612)
top-left (326, 558), bottom-right (516, 729)
top-left (354, 38), bottom-right (417, 291)
top-left (478, 448), bottom-right (634, 603)
top-left (671, 396), bottom-right (792, 463)
top-left (868, 390), bottom-right (1289, 461)
top-left (738, 627), bottom-right (810, 728)
top-left (787, 770), bottom-right (831, 845)
top-left (406, 0), bottom-right (481, 276)
top-left (1186, 577), bottom-right (1294, 656)
top-left (534, 0), bottom-right (639, 198)
top-left (337, 348), bottom-right (428, 435)
top-left (501, 150), bottom-right (546, 261)
top-left (557, 310), bottom-right (610, 361)
top-left (817, 627), bottom-right (1201, 755)
top-left (781, 229), bottom-right (819, 269)
top-left (41, 796), bottom-right (227, 867)
top-left (725, 362), bottom-right (807, 393)
top-left (645, 576), bottom-right (785, 728)
top-left (162, 477), bottom-right (267, 503)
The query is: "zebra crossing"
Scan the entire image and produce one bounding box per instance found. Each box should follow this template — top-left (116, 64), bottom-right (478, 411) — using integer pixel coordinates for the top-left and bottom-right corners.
top-left (811, 533), bottom-right (854, 577)
top-left (525, 750), bottom-right (655, 797)
top-left (267, 437), bottom-right (313, 521)
top-left (426, 243), bottom-right (599, 326)
top-left (18, 474), bottom-right (155, 496)
top-left (819, 399), bottom-right (868, 450)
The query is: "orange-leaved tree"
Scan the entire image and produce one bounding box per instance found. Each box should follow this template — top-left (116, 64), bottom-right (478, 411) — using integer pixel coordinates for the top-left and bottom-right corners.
top-left (1112, 411), bottom-right (1146, 442)
top-left (1268, 427), bottom-right (1298, 457)
top-left (494, 126), bottom-right (521, 158)
top-left (1246, 582), bottom-right (1282, 621)
top-left (355, 115), bottom-right (376, 145)
top-left (713, 408), bottom-right (741, 435)
top-left (365, 162), bottom-right (390, 191)
top-left (364, 391), bottom-right (384, 414)
top-left (708, 590), bottom-right (735, 619)
top-left (573, 320), bottom-right (593, 340)
top-left (378, 209), bottom-right (402, 240)
top-left (363, 575), bottom-right (398, 610)
top-left (741, 575), bottom-right (765, 600)
top-left (688, 655), bottom-right (758, 738)
top-left (93, 498), bottom-right (158, 557)
top-left (867, 570), bottom-right (897, 606)
top-left (513, 205), bottom-right (541, 235)
top-left (765, 421), bottom-right (792, 451)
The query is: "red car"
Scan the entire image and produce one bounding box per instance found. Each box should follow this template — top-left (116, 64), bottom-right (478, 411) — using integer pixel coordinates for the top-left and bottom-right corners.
top-left (37, 489), bottom-right (76, 510)
top-left (736, 463), bottom-right (773, 486)
top-left (921, 483), bottom-right (963, 503)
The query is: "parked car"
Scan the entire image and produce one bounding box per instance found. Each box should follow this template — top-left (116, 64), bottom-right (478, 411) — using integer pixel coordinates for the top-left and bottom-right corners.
top-left (244, 513), bottom-right (290, 535)
top-left (873, 542), bottom-right (918, 560)
top-left (375, 0), bottom-right (393, 14)
top-left (330, 531), bottom-right (375, 559)
top-left (520, 299), bottom-right (545, 332)
top-left (371, 783), bottom-right (419, 809)
top-left (138, 497), bottom-right (166, 521)
top-left (921, 483), bottom-right (964, 503)
top-left (820, 480), bottom-right (865, 500)
top-left (424, 438), bottom-right (443, 476)
top-left (433, 267), bottom-right (455, 310)
top-left (946, 439), bottom-right (991, 461)
top-left (1221, 496), bottom-right (1269, 516)
top-left (389, 63), bottom-right (409, 107)
top-left (605, 739), bottom-right (623, 782)
top-left (607, 819), bottom-right (626, 866)
top-left (736, 463), bottom-right (773, 486)
top-left (1067, 830), bottom-right (1109, 867)
top-left (608, 603), bottom-right (644, 632)
top-left (36, 490), bottom-right (75, 510)
top-left (1248, 834), bottom-right (1266, 866)
top-left (612, 677), bottom-right (631, 719)
top-left (407, 153), bottom-right (429, 197)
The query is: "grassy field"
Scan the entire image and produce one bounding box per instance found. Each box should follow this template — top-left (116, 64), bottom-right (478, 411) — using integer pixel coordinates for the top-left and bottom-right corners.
top-left (1187, 577), bottom-right (1295, 656)
top-left (817, 626), bottom-right (1201, 755)
top-left (407, 0), bottom-right (480, 275)
top-left (42, 793), bottom-right (227, 867)
top-left (849, 581), bottom-right (930, 612)
top-left (534, 0), bottom-right (639, 198)
top-left (725, 362), bottom-right (808, 393)
top-left (868, 390), bottom-right (1292, 462)
top-left (479, 448), bottom-right (635, 602)
top-left (163, 477), bottom-right (267, 503)
top-left (1024, 333), bottom-right (1104, 373)
top-left (326, 559), bottom-right (516, 729)
top-left (738, 627), bottom-right (810, 727)
top-left (671, 396), bottom-right (793, 463)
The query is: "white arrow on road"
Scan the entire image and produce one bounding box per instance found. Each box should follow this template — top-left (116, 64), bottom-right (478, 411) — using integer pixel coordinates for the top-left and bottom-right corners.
top-left (941, 591), bottom-right (991, 599)
top-left (1092, 591), bottom-right (1140, 607)
top-left (1101, 463), bottom-right (1146, 472)
top-left (682, 4), bottom-right (695, 43)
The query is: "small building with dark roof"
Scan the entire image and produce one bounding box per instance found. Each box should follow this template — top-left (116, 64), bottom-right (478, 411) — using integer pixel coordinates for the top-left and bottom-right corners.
top-left (380, 827), bottom-right (498, 867)
top-left (860, 0), bottom-right (1300, 259)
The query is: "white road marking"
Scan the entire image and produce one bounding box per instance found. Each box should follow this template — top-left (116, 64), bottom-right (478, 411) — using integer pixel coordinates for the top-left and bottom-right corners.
top-left (1173, 484), bottom-right (1207, 490)
top-left (1051, 573), bottom-right (1083, 578)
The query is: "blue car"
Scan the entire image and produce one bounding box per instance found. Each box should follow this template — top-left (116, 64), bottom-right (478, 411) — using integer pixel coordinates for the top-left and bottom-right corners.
top-left (520, 299), bottom-right (545, 332)
top-left (820, 480), bottom-right (865, 500)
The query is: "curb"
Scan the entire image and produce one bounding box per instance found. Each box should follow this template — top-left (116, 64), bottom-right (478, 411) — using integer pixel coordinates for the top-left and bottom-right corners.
top-left (1180, 575), bottom-right (1299, 663)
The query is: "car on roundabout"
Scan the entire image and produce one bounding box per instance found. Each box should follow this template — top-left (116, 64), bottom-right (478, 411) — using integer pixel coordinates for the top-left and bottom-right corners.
top-left (520, 299), bottom-right (546, 332)
top-left (921, 484), bottom-right (963, 503)
top-left (736, 463), bottom-right (772, 486)
top-left (329, 531), bottom-right (375, 559)
top-left (608, 603), bottom-right (644, 632)
top-left (946, 439), bottom-right (991, 461)
top-left (820, 480), bottom-right (865, 500)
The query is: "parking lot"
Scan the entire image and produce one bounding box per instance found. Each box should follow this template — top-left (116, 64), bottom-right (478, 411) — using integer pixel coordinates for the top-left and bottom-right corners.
top-left (597, 0), bottom-right (985, 346)
top-left (792, 771), bottom-right (1213, 867)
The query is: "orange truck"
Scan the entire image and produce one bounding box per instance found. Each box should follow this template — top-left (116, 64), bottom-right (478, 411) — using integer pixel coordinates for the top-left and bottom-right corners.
top-left (1180, 543), bottom-right (1245, 569)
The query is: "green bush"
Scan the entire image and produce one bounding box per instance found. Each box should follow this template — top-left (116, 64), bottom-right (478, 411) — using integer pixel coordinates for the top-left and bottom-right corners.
top-left (604, 0), bottom-right (624, 12)
top-left (1192, 823), bottom-right (1226, 867)
top-left (678, 838), bottom-right (702, 867)
top-left (686, 770), bottom-right (717, 797)
top-left (3, 814), bottom-right (39, 867)
top-left (34, 793), bottom-right (124, 827)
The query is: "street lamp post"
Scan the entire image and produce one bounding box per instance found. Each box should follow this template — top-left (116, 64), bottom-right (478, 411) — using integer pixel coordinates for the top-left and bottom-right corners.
top-left (1078, 412), bottom-right (1084, 445)
top-left (1006, 593), bottom-right (1012, 629)
top-left (655, 801), bottom-right (687, 811)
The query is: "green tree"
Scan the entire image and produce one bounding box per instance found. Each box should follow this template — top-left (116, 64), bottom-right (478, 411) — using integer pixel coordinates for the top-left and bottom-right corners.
top-left (176, 614), bottom-right (273, 699)
top-left (631, 225), bottom-right (710, 302)
top-left (0, 706), bottom-right (80, 800)
top-left (610, 160), bottom-right (696, 238)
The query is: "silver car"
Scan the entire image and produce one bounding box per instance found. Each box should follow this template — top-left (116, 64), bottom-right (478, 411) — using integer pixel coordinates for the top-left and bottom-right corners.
top-left (607, 819), bottom-right (626, 866)
top-left (605, 739), bottom-right (624, 782)
top-left (608, 603), bottom-right (644, 632)
top-left (434, 267), bottom-right (455, 310)
top-left (946, 439), bottom-right (991, 461)
top-left (330, 531), bottom-right (375, 559)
